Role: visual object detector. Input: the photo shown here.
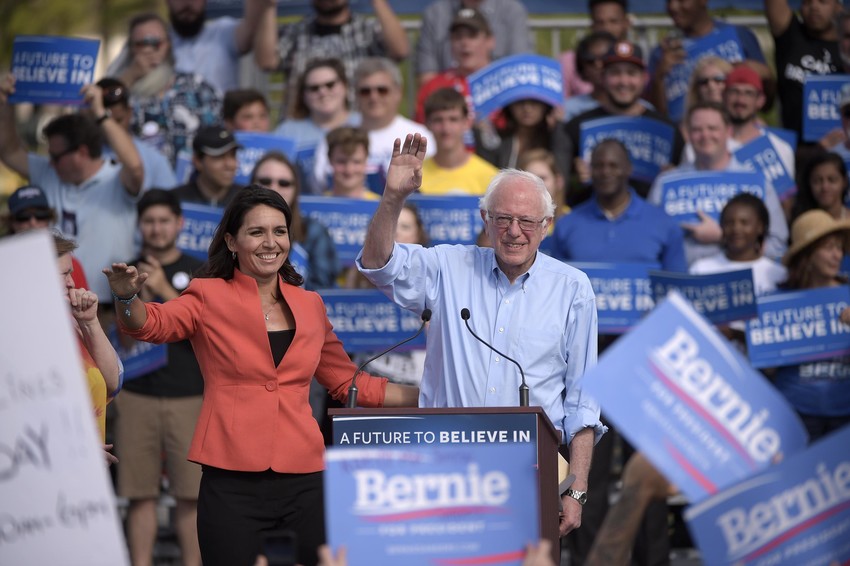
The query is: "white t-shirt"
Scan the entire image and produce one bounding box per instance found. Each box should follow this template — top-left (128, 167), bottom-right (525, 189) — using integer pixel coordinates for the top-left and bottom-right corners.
top-left (690, 253), bottom-right (787, 297)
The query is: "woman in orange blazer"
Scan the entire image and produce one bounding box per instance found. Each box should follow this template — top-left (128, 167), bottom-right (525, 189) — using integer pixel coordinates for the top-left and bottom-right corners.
top-left (105, 185), bottom-right (418, 566)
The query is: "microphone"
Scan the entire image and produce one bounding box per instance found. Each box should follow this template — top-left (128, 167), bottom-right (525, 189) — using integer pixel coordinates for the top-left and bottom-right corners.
top-left (460, 308), bottom-right (529, 407)
top-left (346, 308), bottom-right (432, 408)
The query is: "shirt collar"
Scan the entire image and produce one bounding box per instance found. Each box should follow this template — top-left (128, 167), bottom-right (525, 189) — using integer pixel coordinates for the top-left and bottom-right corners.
top-left (589, 187), bottom-right (640, 220)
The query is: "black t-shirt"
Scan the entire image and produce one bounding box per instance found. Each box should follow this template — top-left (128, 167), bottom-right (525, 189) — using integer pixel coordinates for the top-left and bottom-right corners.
top-left (555, 106), bottom-right (685, 204)
top-left (172, 180), bottom-right (243, 208)
top-left (773, 15), bottom-right (840, 137)
top-left (123, 253), bottom-right (206, 397)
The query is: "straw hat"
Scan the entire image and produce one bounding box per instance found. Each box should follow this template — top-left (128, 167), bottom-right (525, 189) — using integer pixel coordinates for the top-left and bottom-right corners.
top-left (783, 209), bottom-right (850, 266)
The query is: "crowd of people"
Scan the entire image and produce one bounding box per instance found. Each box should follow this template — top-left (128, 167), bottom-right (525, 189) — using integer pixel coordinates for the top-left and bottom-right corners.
top-left (3, 0), bottom-right (850, 564)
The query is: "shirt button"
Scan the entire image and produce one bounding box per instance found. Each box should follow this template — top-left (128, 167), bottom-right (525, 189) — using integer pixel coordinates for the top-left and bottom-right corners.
top-left (505, 299), bottom-right (510, 304)
top-left (265, 381), bottom-right (277, 392)
top-left (490, 387), bottom-right (496, 393)
top-left (499, 327), bottom-right (504, 333)
top-left (495, 356), bottom-right (500, 362)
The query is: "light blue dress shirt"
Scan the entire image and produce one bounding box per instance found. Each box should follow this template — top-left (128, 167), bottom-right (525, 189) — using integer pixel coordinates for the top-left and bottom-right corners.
top-left (357, 243), bottom-right (606, 444)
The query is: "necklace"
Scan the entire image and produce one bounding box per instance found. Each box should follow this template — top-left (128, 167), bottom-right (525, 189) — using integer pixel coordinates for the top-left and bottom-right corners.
top-left (263, 295), bottom-right (279, 321)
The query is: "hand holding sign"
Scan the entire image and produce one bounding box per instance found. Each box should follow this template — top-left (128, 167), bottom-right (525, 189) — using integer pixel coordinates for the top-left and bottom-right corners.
top-left (80, 83), bottom-right (106, 117)
top-left (681, 210), bottom-right (722, 243)
top-left (385, 133), bottom-right (427, 201)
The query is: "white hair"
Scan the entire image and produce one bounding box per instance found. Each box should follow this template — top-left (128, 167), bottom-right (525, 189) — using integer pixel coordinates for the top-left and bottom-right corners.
top-left (478, 169), bottom-right (556, 218)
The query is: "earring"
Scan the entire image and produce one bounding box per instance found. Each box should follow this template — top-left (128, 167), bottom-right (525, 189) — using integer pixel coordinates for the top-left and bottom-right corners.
top-left (232, 251), bottom-right (236, 259)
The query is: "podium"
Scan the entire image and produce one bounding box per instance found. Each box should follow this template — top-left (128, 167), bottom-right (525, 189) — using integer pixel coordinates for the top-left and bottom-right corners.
top-left (329, 406), bottom-right (562, 564)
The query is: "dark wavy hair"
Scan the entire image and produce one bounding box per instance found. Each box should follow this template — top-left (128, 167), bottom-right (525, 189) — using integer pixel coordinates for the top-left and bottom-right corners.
top-left (199, 184), bottom-right (304, 286)
top-left (792, 150), bottom-right (849, 223)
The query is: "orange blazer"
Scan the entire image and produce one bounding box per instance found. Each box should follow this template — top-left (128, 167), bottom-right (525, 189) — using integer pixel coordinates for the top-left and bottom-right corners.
top-left (123, 268), bottom-right (388, 473)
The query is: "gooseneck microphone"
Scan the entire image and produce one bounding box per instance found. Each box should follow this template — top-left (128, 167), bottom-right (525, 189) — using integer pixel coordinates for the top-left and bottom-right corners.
top-left (346, 309), bottom-right (432, 408)
top-left (460, 308), bottom-right (529, 407)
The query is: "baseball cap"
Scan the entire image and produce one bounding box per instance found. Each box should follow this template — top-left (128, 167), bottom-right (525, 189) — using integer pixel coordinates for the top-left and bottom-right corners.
top-left (8, 185), bottom-right (50, 215)
top-left (192, 125), bottom-right (243, 156)
top-left (450, 8), bottom-right (491, 35)
top-left (603, 40), bottom-right (645, 69)
top-left (725, 65), bottom-right (763, 93)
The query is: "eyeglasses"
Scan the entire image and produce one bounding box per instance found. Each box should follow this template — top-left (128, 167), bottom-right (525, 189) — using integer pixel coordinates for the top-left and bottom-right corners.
top-left (14, 209), bottom-right (53, 223)
top-left (357, 85), bottom-right (391, 97)
top-left (132, 36), bottom-right (164, 50)
top-left (696, 75), bottom-right (726, 87)
top-left (305, 79), bottom-right (339, 94)
top-left (48, 145), bottom-right (78, 163)
top-left (487, 213), bottom-right (546, 231)
top-left (257, 177), bottom-right (294, 189)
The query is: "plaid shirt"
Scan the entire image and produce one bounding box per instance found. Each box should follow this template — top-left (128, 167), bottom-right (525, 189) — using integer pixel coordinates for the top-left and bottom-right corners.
top-left (277, 14), bottom-right (387, 112)
top-left (131, 72), bottom-right (221, 167)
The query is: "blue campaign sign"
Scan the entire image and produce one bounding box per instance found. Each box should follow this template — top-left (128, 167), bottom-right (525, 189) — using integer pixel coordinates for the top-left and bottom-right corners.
top-left (173, 150), bottom-right (193, 184)
top-left (802, 75), bottom-right (850, 142)
top-left (579, 116), bottom-right (675, 183)
top-left (319, 289), bottom-right (426, 352)
top-left (658, 170), bottom-right (765, 224)
top-left (177, 202), bottom-right (223, 260)
top-left (332, 412), bottom-right (540, 448)
top-left (407, 194), bottom-right (481, 246)
top-left (468, 54), bottom-right (563, 118)
top-left (325, 443), bottom-right (539, 566)
top-left (233, 132), bottom-right (297, 185)
top-left (9, 36), bottom-right (100, 105)
top-left (650, 269), bottom-right (757, 325)
top-left (300, 196), bottom-right (378, 266)
top-left (746, 286), bottom-right (850, 369)
top-left (566, 262), bottom-right (656, 334)
top-left (664, 26), bottom-right (745, 122)
top-left (684, 426), bottom-right (850, 566)
top-left (108, 327), bottom-right (167, 382)
top-left (765, 126), bottom-right (798, 152)
top-left (289, 242), bottom-right (309, 283)
top-left (582, 291), bottom-right (808, 502)
top-left (733, 136), bottom-right (796, 199)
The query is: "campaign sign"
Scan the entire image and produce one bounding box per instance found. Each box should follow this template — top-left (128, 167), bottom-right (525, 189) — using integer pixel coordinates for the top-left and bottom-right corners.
top-left (658, 170), bottom-right (765, 224)
top-left (566, 262), bottom-right (656, 334)
top-left (9, 36), bottom-right (100, 105)
top-left (766, 127), bottom-right (798, 152)
top-left (319, 289), bottom-right (426, 352)
top-left (300, 196), bottom-right (379, 266)
top-left (289, 242), bottom-right (309, 283)
top-left (325, 443), bottom-right (539, 566)
top-left (663, 26), bottom-right (745, 122)
top-left (407, 194), bottom-right (481, 246)
top-left (177, 202), bottom-right (223, 261)
top-left (173, 150), bottom-right (193, 184)
top-left (468, 54), bottom-right (563, 118)
top-left (108, 328), bottom-right (167, 382)
top-left (0, 232), bottom-right (129, 565)
top-left (802, 75), bottom-right (850, 142)
top-left (745, 286), bottom-right (850, 368)
top-left (579, 116), bottom-right (674, 182)
top-left (582, 291), bottom-right (808, 502)
top-left (233, 132), bottom-right (297, 185)
top-left (685, 425), bottom-right (850, 566)
top-left (733, 136), bottom-right (796, 199)
top-left (650, 269), bottom-right (757, 325)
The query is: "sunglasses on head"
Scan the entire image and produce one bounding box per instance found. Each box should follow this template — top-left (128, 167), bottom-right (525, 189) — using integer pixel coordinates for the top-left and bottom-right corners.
top-left (697, 75), bottom-right (726, 87)
top-left (132, 36), bottom-right (164, 49)
top-left (14, 209), bottom-right (52, 223)
top-left (257, 177), bottom-right (294, 189)
top-left (357, 85), bottom-right (391, 97)
top-left (305, 79), bottom-right (339, 94)
top-left (102, 87), bottom-right (127, 107)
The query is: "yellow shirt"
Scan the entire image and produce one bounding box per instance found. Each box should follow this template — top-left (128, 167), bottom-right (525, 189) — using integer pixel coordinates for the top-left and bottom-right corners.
top-left (324, 189), bottom-right (381, 200)
top-left (419, 155), bottom-right (498, 196)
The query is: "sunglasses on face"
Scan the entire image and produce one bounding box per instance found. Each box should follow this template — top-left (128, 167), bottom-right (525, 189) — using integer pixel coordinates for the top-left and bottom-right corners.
top-left (132, 36), bottom-right (164, 49)
top-left (14, 209), bottom-right (52, 223)
top-left (256, 177), bottom-right (294, 189)
top-left (357, 85), bottom-right (391, 97)
top-left (697, 75), bottom-right (726, 87)
top-left (49, 145), bottom-right (78, 163)
top-left (305, 79), bottom-right (339, 94)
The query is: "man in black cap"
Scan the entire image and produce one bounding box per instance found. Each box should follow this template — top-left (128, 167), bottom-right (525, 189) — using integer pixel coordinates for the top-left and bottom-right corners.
top-left (555, 40), bottom-right (684, 205)
top-left (172, 125), bottom-right (243, 207)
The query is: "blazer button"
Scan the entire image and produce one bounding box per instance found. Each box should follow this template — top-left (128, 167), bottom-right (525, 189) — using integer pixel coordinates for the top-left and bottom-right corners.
top-left (265, 381), bottom-right (277, 392)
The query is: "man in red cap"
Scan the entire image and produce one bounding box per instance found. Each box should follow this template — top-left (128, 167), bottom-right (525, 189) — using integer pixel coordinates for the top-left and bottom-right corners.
top-left (722, 64), bottom-right (795, 203)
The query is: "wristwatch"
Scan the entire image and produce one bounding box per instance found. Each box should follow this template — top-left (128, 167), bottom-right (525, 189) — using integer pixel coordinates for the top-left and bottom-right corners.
top-left (95, 109), bottom-right (112, 125)
top-left (565, 488), bottom-right (587, 506)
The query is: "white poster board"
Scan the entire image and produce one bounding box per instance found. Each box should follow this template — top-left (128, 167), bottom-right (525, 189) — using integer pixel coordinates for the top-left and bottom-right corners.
top-left (0, 231), bottom-right (128, 565)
